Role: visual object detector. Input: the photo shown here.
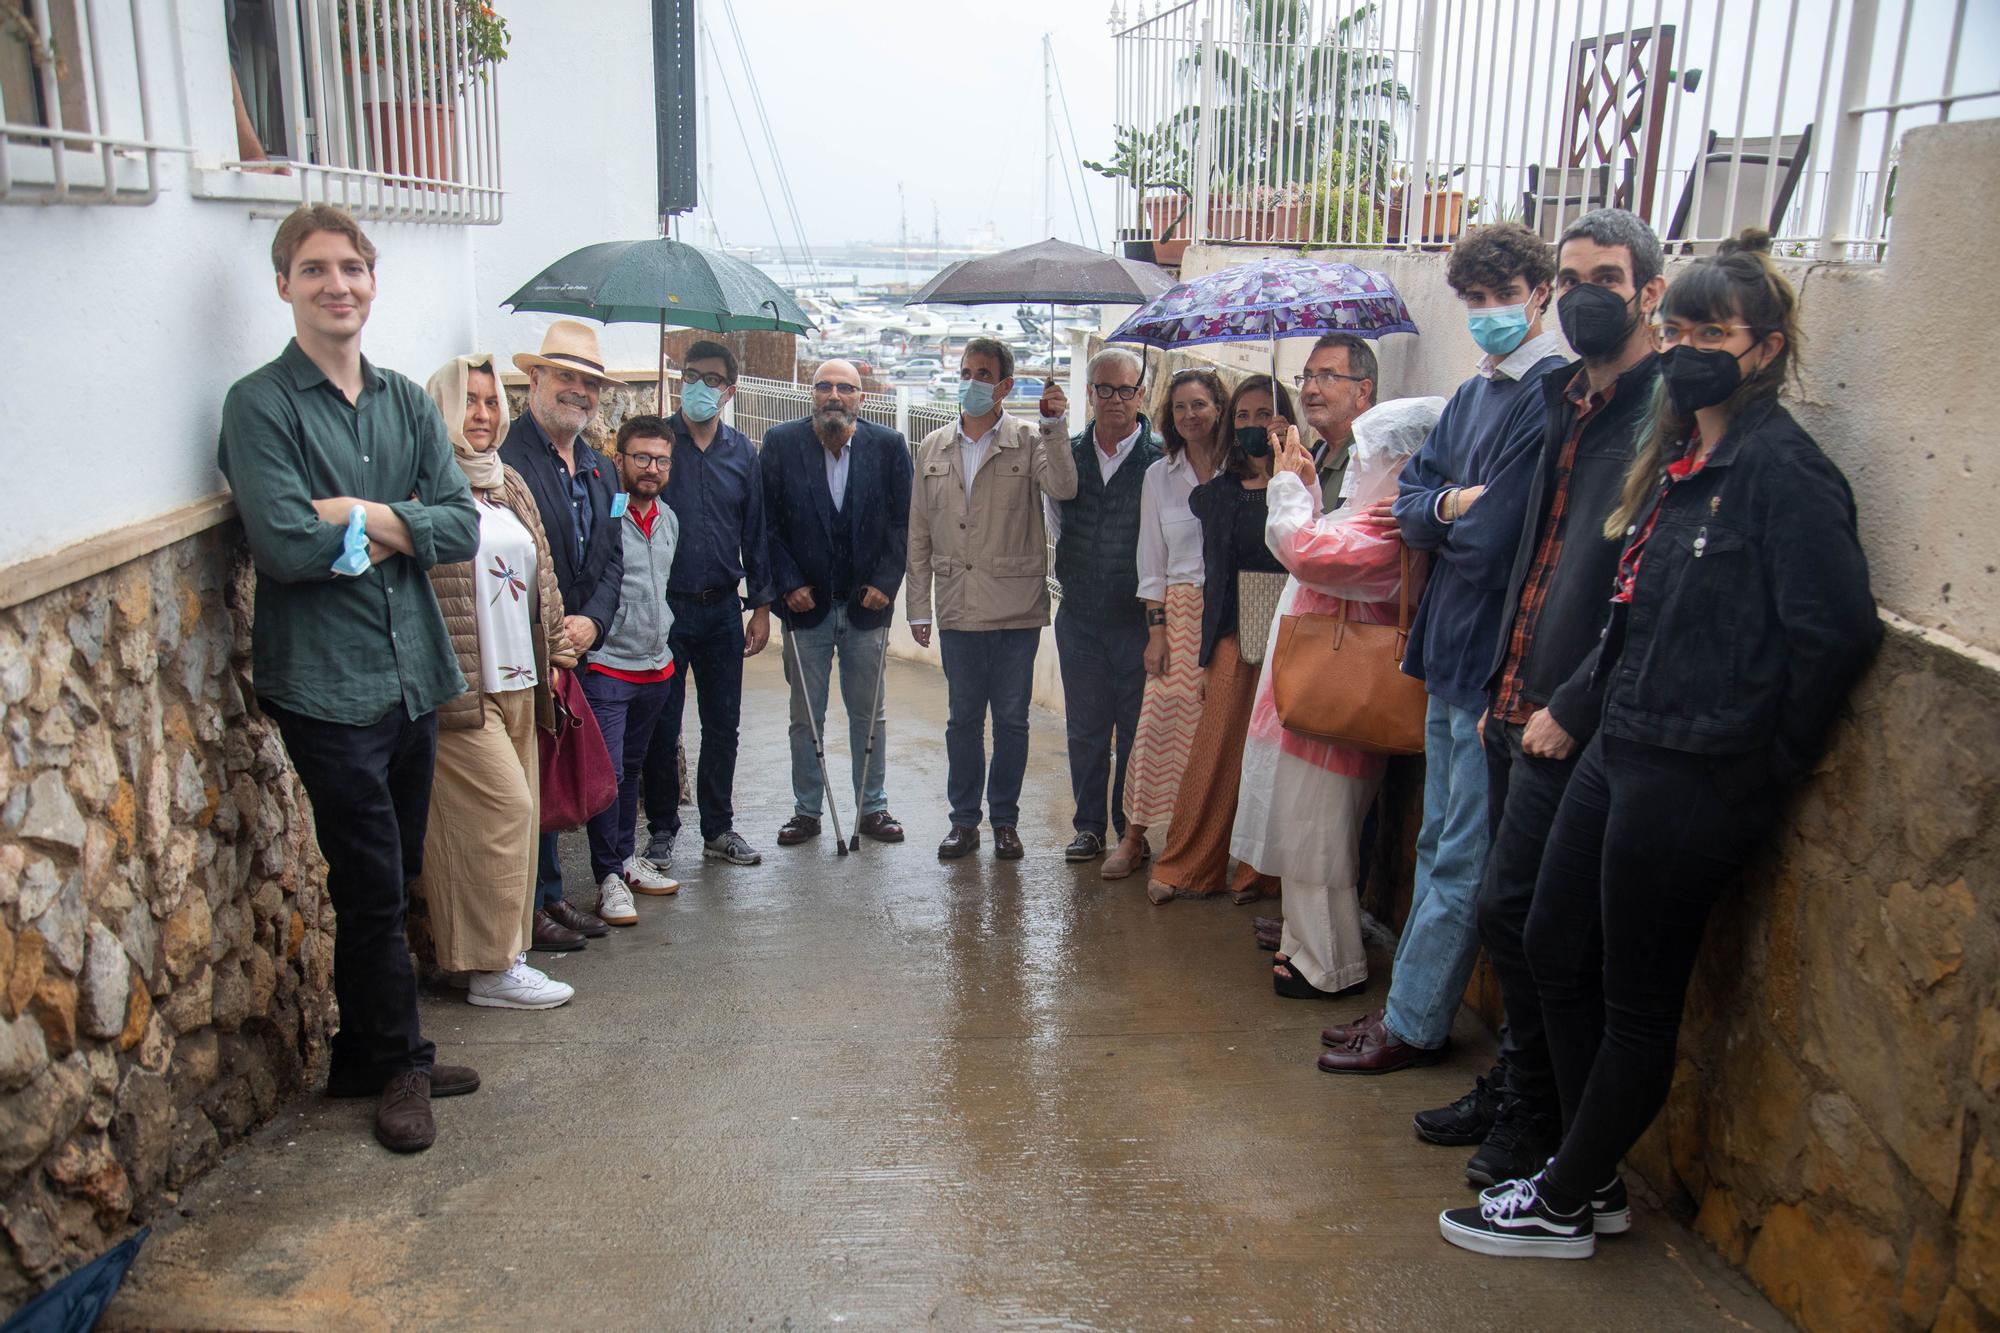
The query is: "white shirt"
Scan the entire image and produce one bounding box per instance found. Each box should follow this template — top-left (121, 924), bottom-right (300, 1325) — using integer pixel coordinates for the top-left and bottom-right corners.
top-left (956, 419), bottom-right (1001, 508)
top-left (823, 437), bottom-right (851, 512)
top-left (1046, 422), bottom-right (1144, 547)
top-left (470, 498), bottom-right (540, 694)
top-left (1135, 451), bottom-right (1206, 600)
top-left (1478, 327), bottom-right (1568, 381)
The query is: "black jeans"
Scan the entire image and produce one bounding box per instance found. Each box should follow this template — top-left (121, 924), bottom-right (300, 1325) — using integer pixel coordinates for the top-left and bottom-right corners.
top-left (1053, 606), bottom-right (1148, 839)
top-left (644, 592), bottom-right (747, 843)
top-left (1530, 734), bottom-right (1779, 1201)
top-left (264, 700), bottom-right (438, 1084)
top-left (1473, 719), bottom-right (1582, 1115)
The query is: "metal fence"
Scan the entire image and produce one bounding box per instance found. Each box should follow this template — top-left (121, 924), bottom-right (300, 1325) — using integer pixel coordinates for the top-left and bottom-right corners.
top-left (1111, 0), bottom-right (1996, 259)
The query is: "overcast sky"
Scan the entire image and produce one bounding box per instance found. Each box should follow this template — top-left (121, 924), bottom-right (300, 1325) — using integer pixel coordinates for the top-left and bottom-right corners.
top-left (687, 0), bottom-right (1127, 253)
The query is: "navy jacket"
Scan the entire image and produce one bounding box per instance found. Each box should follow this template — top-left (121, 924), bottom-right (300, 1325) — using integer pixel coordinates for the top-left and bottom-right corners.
top-left (498, 413), bottom-right (623, 641)
top-left (1395, 352), bottom-right (1569, 710)
top-left (759, 417), bottom-right (914, 632)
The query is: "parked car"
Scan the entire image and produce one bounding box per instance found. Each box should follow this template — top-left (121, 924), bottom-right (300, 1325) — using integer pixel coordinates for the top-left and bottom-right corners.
top-left (1006, 377), bottom-right (1046, 402)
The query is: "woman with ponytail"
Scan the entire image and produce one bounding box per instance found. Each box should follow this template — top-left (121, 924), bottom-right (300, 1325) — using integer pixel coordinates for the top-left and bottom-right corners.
top-left (1441, 230), bottom-right (1882, 1259)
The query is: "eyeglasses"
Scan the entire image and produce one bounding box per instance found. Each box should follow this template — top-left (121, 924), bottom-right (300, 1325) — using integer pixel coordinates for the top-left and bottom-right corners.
top-left (813, 382), bottom-right (863, 396)
top-left (1091, 383), bottom-right (1143, 401)
top-left (622, 453), bottom-right (672, 471)
top-left (1652, 321), bottom-right (1755, 348)
top-left (1293, 370), bottom-right (1369, 389)
top-left (683, 371), bottom-right (731, 389)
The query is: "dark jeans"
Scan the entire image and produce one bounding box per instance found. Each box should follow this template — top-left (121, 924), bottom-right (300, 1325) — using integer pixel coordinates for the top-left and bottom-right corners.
top-left (1531, 734), bottom-right (1779, 1202)
top-left (1473, 718), bottom-right (1582, 1115)
top-left (1053, 606), bottom-right (1148, 838)
top-left (644, 592), bottom-right (747, 843)
top-left (535, 833), bottom-right (564, 910)
top-left (264, 700), bottom-right (437, 1084)
top-left (938, 626), bottom-right (1040, 829)
top-left (582, 669), bottom-right (674, 884)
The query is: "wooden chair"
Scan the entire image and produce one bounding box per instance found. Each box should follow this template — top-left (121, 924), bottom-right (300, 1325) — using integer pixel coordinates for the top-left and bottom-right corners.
top-left (1522, 163), bottom-right (1616, 242)
top-left (1664, 125), bottom-right (1814, 251)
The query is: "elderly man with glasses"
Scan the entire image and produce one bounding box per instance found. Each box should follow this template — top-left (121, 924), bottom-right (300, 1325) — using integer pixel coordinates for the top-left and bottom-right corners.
top-left (1294, 332), bottom-right (1380, 509)
top-left (759, 359), bottom-right (914, 847)
top-left (1045, 347), bottom-right (1163, 864)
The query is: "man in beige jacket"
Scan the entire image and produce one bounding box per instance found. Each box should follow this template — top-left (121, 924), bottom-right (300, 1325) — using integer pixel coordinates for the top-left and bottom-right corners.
top-left (908, 337), bottom-right (1078, 860)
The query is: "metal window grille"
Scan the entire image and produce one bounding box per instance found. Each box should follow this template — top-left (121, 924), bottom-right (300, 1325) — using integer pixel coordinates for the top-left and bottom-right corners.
top-left (262, 0), bottom-right (503, 224)
top-left (1110, 0), bottom-right (1996, 261)
top-left (0, 0), bottom-right (187, 205)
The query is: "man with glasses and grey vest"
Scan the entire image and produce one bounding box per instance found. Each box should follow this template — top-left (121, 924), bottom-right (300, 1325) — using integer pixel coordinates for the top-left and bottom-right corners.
top-left (1046, 347), bottom-right (1163, 865)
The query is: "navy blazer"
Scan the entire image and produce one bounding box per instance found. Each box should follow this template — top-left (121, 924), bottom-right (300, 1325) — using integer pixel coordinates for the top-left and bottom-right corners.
top-left (758, 417), bottom-right (913, 632)
top-left (497, 412), bottom-right (624, 638)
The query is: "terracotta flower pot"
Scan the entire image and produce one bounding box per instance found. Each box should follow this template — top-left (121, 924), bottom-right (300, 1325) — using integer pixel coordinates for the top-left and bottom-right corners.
top-left (363, 101), bottom-right (458, 188)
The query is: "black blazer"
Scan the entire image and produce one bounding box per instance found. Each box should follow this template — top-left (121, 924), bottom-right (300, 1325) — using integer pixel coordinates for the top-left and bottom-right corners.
top-left (758, 417), bottom-right (913, 632)
top-left (498, 413), bottom-right (623, 638)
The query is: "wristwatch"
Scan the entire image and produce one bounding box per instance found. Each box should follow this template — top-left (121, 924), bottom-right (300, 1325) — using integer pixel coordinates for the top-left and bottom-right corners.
top-left (1146, 608), bottom-right (1167, 626)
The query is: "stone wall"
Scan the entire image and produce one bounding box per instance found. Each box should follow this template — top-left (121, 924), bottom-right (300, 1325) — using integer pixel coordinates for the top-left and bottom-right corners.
top-left (0, 526), bottom-right (330, 1305)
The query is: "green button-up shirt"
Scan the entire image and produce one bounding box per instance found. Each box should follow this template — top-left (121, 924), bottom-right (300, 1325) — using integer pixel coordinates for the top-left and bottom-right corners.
top-left (218, 339), bottom-right (478, 725)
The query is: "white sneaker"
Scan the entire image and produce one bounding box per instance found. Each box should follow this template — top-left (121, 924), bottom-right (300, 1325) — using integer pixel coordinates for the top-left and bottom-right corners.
top-left (597, 874), bottom-right (638, 926)
top-left (623, 855), bottom-right (681, 896)
top-left (467, 957), bottom-right (574, 1010)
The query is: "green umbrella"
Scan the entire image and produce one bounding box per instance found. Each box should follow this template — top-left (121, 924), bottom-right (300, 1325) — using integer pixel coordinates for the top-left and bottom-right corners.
top-left (502, 238), bottom-right (817, 408)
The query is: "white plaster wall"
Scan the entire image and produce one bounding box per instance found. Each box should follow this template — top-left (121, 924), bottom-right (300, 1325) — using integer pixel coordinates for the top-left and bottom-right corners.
top-left (470, 0), bottom-right (663, 373)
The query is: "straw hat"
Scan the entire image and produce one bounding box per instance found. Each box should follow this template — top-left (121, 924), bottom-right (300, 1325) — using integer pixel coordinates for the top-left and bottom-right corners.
top-left (511, 319), bottom-right (618, 384)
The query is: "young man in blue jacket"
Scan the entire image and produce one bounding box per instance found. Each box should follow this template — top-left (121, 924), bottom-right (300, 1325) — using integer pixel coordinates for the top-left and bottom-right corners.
top-left (1320, 226), bottom-right (1567, 1093)
top-left (760, 359), bottom-right (914, 847)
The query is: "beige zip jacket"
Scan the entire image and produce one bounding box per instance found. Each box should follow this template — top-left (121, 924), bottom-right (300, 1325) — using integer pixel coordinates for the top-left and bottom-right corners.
top-left (906, 411), bottom-right (1079, 631)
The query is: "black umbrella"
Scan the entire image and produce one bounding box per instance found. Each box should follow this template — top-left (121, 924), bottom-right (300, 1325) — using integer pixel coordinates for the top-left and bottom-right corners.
top-left (905, 238), bottom-right (1174, 375)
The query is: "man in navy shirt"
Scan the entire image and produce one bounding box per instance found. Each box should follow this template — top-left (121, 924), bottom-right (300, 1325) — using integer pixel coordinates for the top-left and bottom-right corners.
top-left (637, 341), bottom-right (775, 868)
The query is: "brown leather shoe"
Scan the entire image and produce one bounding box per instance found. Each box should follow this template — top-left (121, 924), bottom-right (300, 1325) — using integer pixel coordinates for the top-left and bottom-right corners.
top-left (1316, 1015), bottom-right (1449, 1075)
top-left (1321, 1008), bottom-right (1385, 1048)
top-left (993, 826), bottom-right (1025, 860)
top-left (1100, 835), bottom-right (1151, 880)
top-left (327, 1063), bottom-right (479, 1099)
top-left (531, 909), bottom-right (587, 952)
top-left (856, 811), bottom-right (905, 843)
top-left (375, 1070), bottom-right (436, 1152)
top-left (777, 814), bottom-right (822, 846)
top-left (938, 824), bottom-right (980, 859)
top-left (546, 900), bottom-right (609, 938)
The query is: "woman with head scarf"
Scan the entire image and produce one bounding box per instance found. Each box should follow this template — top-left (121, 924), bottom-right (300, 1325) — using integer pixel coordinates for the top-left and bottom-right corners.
top-left (1231, 396), bottom-right (1445, 1004)
top-left (415, 354), bottom-right (579, 1009)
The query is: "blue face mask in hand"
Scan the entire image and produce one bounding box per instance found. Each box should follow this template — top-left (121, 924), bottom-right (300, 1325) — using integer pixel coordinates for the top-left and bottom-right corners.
top-left (331, 504), bottom-right (371, 577)
top-left (1467, 302), bottom-right (1532, 356)
top-left (957, 379), bottom-right (998, 416)
top-left (681, 381), bottom-right (723, 423)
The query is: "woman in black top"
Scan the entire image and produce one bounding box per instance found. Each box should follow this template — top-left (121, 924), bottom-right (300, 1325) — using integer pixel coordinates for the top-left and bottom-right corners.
top-left (1442, 231), bottom-right (1880, 1259)
top-left (1147, 375), bottom-right (1296, 905)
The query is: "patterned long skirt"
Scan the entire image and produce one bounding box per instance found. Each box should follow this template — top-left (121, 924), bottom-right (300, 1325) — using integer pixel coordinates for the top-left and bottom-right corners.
top-left (1122, 582), bottom-right (1204, 827)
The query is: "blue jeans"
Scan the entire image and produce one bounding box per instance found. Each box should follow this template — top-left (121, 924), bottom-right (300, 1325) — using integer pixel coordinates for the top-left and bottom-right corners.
top-left (783, 605), bottom-right (890, 820)
top-left (1053, 606), bottom-right (1148, 839)
top-left (582, 669), bottom-right (673, 884)
top-left (642, 592), bottom-right (747, 843)
top-left (1383, 695), bottom-right (1493, 1051)
top-left (938, 627), bottom-right (1039, 829)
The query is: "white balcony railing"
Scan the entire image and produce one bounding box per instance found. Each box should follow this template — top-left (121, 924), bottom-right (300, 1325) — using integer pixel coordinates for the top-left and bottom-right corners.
top-left (1109, 0), bottom-right (1996, 260)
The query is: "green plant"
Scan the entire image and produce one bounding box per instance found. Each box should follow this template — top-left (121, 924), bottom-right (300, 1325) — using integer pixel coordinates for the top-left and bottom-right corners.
top-left (1301, 176), bottom-right (1385, 245)
top-left (337, 0), bottom-right (510, 101)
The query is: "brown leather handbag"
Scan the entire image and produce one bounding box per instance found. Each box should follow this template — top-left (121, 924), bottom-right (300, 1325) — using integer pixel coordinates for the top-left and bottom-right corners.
top-left (1270, 546), bottom-right (1427, 755)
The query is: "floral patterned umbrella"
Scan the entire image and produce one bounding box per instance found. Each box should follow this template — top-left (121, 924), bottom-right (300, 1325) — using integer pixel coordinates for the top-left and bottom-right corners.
top-left (1105, 256), bottom-right (1417, 367)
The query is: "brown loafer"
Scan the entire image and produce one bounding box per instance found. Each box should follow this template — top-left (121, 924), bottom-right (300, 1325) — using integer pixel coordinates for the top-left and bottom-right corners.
top-left (993, 826), bottom-right (1025, 860)
top-left (547, 900), bottom-right (609, 938)
top-left (856, 811), bottom-right (905, 843)
top-left (1320, 1008), bottom-right (1385, 1048)
top-left (1316, 1015), bottom-right (1449, 1075)
top-left (938, 824), bottom-right (980, 859)
top-left (375, 1070), bottom-right (436, 1153)
top-left (530, 908), bottom-right (587, 952)
top-left (778, 814), bottom-right (822, 846)
top-left (1101, 836), bottom-right (1151, 880)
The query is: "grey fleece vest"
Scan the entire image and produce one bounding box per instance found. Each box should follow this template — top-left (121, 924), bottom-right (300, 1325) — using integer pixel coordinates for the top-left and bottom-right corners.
top-left (591, 503), bottom-right (680, 673)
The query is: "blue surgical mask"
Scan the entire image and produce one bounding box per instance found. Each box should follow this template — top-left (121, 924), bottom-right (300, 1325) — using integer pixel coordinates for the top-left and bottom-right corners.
top-left (681, 381), bottom-right (723, 423)
top-left (1467, 302), bottom-right (1532, 356)
top-left (957, 380), bottom-right (998, 416)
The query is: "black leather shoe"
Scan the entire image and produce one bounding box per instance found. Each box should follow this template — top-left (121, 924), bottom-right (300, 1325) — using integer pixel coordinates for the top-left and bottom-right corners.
top-left (1415, 1063), bottom-right (1506, 1146)
top-left (938, 824), bottom-right (980, 859)
top-left (1064, 831), bottom-right (1105, 861)
top-left (530, 908), bottom-right (586, 952)
top-left (546, 900), bottom-right (609, 939)
top-left (778, 814), bottom-right (822, 845)
top-left (1466, 1098), bottom-right (1560, 1187)
top-left (993, 826), bottom-right (1025, 860)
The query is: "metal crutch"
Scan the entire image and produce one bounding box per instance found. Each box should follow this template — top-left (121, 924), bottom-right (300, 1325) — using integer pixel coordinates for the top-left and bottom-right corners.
top-left (783, 622), bottom-right (848, 857)
top-left (849, 632), bottom-right (891, 852)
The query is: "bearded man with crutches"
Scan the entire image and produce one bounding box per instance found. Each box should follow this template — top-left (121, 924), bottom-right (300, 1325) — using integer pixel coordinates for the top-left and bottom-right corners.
top-left (758, 359), bottom-right (914, 851)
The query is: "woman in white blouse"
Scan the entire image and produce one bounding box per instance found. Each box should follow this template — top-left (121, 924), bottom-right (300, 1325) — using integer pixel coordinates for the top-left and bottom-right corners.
top-left (1104, 368), bottom-right (1229, 880)
top-left (417, 356), bottom-right (578, 1010)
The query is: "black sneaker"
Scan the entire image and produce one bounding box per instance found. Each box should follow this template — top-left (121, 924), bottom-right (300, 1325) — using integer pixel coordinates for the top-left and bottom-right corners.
top-left (703, 831), bottom-right (762, 865)
top-left (1440, 1172), bottom-right (1594, 1259)
top-left (1465, 1097), bottom-right (1559, 1188)
top-left (1414, 1063), bottom-right (1505, 1146)
top-left (1064, 831), bottom-right (1105, 862)
top-left (1481, 1171), bottom-right (1630, 1236)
